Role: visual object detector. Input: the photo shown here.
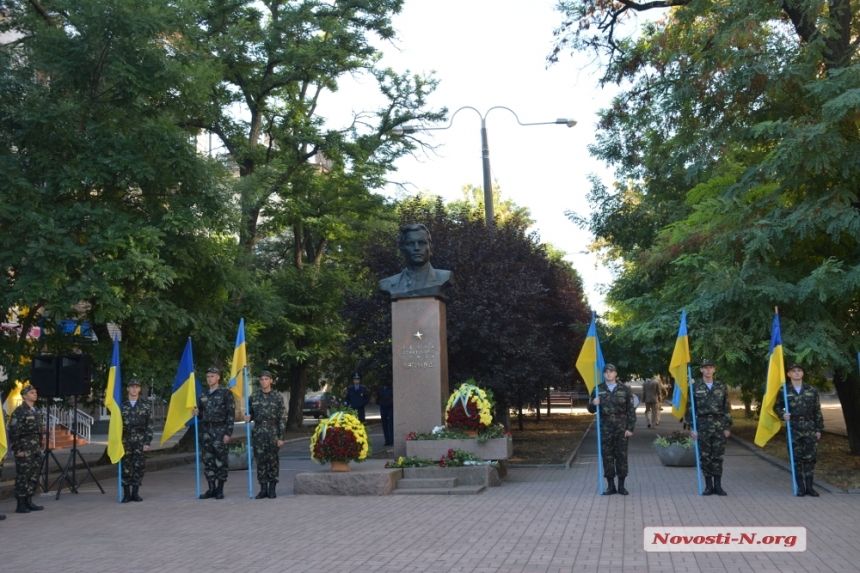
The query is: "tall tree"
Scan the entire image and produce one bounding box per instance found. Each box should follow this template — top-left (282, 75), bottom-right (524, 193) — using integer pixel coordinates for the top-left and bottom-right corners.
top-left (553, 1), bottom-right (860, 451)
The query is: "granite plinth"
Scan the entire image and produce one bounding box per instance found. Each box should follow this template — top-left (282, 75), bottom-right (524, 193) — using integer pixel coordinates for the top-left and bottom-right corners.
top-left (402, 465), bottom-right (502, 488)
top-left (392, 297), bottom-right (449, 457)
top-left (405, 437), bottom-right (512, 460)
top-left (293, 461), bottom-right (402, 495)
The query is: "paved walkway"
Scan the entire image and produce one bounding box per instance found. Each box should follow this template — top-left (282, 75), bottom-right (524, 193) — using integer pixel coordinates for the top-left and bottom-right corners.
top-left (1, 407), bottom-right (858, 572)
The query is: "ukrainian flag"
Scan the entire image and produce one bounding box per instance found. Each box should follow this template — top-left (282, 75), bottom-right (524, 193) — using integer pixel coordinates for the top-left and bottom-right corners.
top-left (0, 390), bottom-right (8, 461)
top-left (228, 318), bottom-right (247, 402)
top-left (755, 311), bottom-right (786, 446)
top-left (161, 338), bottom-right (198, 446)
top-left (670, 310), bottom-right (692, 420)
top-left (105, 337), bottom-right (125, 463)
top-left (575, 312), bottom-right (606, 394)
top-left (3, 381), bottom-right (23, 419)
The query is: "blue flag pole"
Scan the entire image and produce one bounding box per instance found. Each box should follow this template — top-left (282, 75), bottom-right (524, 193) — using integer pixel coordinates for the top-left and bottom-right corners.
top-left (687, 365), bottom-right (703, 495)
top-left (592, 319), bottom-right (604, 496)
top-left (244, 365), bottom-right (253, 499)
top-left (194, 417), bottom-right (201, 499)
top-left (782, 382), bottom-right (797, 495)
top-left (117, 461), bottom-right (123, 502)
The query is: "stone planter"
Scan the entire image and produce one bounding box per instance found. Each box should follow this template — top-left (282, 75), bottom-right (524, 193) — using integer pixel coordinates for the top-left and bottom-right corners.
top-left (228, 451), bottom-right (250, 471)
top-left (654, 444), bottom-right (697, 467)
top-left (405, 437), bottom-right (512, 460)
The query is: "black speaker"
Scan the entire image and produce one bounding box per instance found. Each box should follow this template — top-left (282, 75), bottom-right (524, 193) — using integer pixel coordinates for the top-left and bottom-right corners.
top-left (58, 354), bottom-right (92, 396)
top-left (31, 355), bottom-right (60, 397)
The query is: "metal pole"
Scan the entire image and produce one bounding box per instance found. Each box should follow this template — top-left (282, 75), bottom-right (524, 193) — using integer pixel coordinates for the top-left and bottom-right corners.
top-left (782, 382), bottom-right (797, 495)
top-left (117, 461), bottom-right (122, 503)
top-left (480, 123), bottom-right (494, 229)
top-left (688, 365), bottom-right (703, 495)
top-left (244, 365), bottom-right (253, 499)
top-left (194, 418), bottom-right (201, 499)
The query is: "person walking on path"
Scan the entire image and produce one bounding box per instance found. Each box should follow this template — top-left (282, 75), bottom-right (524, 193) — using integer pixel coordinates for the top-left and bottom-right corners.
top-left (244, 370), bottom-right (286, 499)
top-left (376, 381), bottom-right (394, 446)
top-left (642, 377), bottom-right (664, 428)
top-left (587, 364), bottom-right (636, 495)
top-left (345, 372), bottom-right (370, 422)
top-left (193, 366), bottom-right (235, 500)
top-left (686, 359), bottom-right (732, 496)
top-left (775, 363), bottom-right (824, 497)
top-left (8, 384), bottom-right (45, 514)
top-left (120, 378), bottom-right (153, 503)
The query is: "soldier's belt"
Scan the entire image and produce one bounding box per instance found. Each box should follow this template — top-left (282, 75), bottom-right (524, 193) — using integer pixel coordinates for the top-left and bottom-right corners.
top-left (793, 416), bottom-right (811, 422)
top-left (604, 414), bottom-right (626, 421)
top-left (700, 414), bottom-right (724, 420)
top-left (126, 427), bottom-right (145, 433)
top-left (255, 420), bottom-right (278, 426)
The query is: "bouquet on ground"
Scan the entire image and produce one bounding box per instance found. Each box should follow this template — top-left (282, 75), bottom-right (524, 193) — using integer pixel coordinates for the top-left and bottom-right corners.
top-left (385, 448), bottom-right (499, 469)
top-left (653, 430), bottom-right (695, 450)
top-left (445, 380), bottom-right (494, 432)
top-left (310, 408), bottom-right (370, 464)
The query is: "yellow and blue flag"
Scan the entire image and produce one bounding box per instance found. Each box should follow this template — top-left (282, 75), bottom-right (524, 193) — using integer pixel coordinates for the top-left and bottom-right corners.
top-left (576, 312), bottom-right (606, 394)
top-left (161, 338), bottom-right (199, 446)
top-left (755, 311), bottom-right (786, 447)
top-left (0, 390), bottom-right (7, 461)
top-left (670, 310), bottom-right (692, 420)
top-left (3, 381), bottom-right (23, 419)
top-left (105, 337), bottom-right (125, 463)
top-left (228, 318), bottom-right (247, 402)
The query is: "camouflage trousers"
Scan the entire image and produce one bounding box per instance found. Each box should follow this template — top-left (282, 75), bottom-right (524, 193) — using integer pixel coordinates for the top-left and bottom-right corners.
top-left (697, 420), bottom-right (727, 477)
top-left (599, 420), bottom-right (629, 478)
top-left (200, 425), bottom-right (230, 481)
top-left (14, 445), bottom-right (42, 497)
top-left (252, 427), bottom-right (281, 483)
top-left (121, 435), bottom-right (147, 486)
top-left (789, 427), bottom-right (819, 478)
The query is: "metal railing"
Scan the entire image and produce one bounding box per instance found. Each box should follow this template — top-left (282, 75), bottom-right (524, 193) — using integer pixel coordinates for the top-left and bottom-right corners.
top-left (48, 404), bottom-right (93, 443)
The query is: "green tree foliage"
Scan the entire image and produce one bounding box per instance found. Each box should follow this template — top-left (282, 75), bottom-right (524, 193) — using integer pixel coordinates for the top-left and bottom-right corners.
top-left (0, 0), bottom-right (234, 397)
top-left (343, 195), bottom-right (591, 429)
top-left (552, 1), bottom-right (860, 451)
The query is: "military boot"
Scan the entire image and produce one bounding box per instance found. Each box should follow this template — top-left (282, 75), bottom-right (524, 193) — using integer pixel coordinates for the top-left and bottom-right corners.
top-left (214, 479), bottom-right (225, 500)
top-left (25, 497), bottom-right (44, 511)
top-left (0, 513), bottom-right (5, 520)
top-left (713, 476), bottom-right (727, 496)
top-left (603, 478), bottom-right (617, 495)
top-left (268, 482), bottom-right (277, 499)
top-left (200, 479), bottom-right (216, 499)
top-left (703, 476), bottom-right (714, 496)
top-left (794, 469), bottom-right (806, 496)
top-left (131, 486), bottom-right (143, 502)
top-left (15, 497), bottom-right (30, 514)
top-left (255, 482), bottom-right (269, 499)
top-left (122, 485), bottom-right (132, 503)
top-left (617, 477), bottom-right (629, 495)
top-left (805, 475), bottom-right (819, 497)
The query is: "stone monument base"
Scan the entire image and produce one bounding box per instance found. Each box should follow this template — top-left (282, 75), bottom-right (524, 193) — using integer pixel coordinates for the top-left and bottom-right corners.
top-left (293, 460), bottom-right (402, 496)
top-left (405, 437), bottom-right (512, 460)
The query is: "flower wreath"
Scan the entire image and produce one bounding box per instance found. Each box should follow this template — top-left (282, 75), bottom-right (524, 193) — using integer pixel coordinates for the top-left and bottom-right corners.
top-left (309, 411), bottom-right (370, 464)
top-left (445, 381), bottom-right (493, 431)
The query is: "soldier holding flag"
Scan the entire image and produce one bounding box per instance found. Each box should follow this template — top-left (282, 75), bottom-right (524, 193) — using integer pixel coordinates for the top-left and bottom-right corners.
top-left (774, 363), bottom-right (824, 497)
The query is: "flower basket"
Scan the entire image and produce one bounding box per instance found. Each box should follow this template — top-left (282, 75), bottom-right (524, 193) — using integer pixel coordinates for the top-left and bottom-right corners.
top-left (309, 411), bottom-right (370, 466)
top-left (330, 460), bottom-right (350, 472)
top-left (445, 381), bottom-right (493, 432)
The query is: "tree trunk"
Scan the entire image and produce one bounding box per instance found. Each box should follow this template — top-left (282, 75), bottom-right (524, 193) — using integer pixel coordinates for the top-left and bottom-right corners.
top-left (495, 399), bottom-right (511, 430)
top-left (286, 362), bottom-right (308, 429)
top-left (545, 383), bottom-right (551, 418)
top-left (833, 367), bottom-right (860, 455)
top-left (517, 403), bottom-right (524, 431)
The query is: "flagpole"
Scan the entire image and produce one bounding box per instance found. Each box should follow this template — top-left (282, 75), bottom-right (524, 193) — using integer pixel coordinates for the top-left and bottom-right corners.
top-left (194, 418), bottom-right (201, 498)
top-left (117, 461), bottom-right (123, 502)
top-left (687, 364), bottom-right (703, 495)
top-left (244, 365), bottom-right (253, 499)
top-left (782, 381), bottom-right (798, 495)
top-left (591, 312), bottom-right (604, 495)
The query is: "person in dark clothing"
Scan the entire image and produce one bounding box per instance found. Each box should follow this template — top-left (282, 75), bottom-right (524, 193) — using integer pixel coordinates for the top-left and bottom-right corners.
top-left (345, 372), bottom-right (371, 422)
top-left (377, 382), bottom-right (394, 446)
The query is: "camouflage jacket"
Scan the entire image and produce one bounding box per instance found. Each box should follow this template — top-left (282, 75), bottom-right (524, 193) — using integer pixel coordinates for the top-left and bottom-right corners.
top-left (774, 383), bottom-right (824, 432)
top-left (248, 390), bottom-right (286, 438)
top-left (8, 403), bottom-right (43, 452)
top-left (197, 387), bottom-right (235, 435)
top-left (685, 379), bottom-right (733, 427)
top-left (121, 399), bottom-right (153, 446)
top-left (587, 383), bottom-right (636, 432)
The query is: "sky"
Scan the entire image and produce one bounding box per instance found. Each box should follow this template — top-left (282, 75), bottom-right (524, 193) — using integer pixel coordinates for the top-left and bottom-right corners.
top-left (319, 0), bottom-right (626, 311)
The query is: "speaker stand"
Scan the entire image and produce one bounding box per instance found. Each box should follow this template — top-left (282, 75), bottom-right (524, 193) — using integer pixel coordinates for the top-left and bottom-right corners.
top-left (54, 396), bottom-right (104, 499)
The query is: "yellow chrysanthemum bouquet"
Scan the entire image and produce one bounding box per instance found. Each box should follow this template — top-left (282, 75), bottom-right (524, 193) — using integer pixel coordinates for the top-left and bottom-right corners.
top-left (310, 408), bottom-right (370, 464)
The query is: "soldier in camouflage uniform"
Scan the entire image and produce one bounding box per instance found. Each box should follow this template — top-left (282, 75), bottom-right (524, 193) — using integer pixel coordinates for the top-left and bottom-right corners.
top-left (120, 378), bottom-right (153, 503)
top-left (192, 366), bottom-right (235, 500)
top-left (587, 364), bottom-right (636, 495)
top-left (8, 384), bottom-right (45, 514)
top-left (686, 359), bottom-right (733, 496)
top-left (774, 363), bottom-right (824, 497)
top-left (243, 370), bottom-right (286, 499)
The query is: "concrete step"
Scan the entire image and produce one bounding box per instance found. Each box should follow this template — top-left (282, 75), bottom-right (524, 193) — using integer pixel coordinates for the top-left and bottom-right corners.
top-left (396, 477), bottom-right (458, 489)
top-left (392, 485), bottom-right (486, 495)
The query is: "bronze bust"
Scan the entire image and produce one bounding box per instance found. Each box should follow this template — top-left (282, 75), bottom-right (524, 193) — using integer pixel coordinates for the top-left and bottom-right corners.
top-left (379, 223), bottom-right (454, 300)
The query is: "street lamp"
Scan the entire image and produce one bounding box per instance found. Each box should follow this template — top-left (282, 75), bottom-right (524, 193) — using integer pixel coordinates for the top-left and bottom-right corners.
top-left (393, 106), bottom-right (576, 228)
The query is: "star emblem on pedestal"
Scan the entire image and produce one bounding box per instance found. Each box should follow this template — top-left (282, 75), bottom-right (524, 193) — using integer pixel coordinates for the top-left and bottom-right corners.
top-left (414, 331), bottom-right (423, 339)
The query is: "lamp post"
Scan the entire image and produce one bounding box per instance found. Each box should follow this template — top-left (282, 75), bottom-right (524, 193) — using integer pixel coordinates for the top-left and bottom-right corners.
top-left (393, 106), bottom-right (576, 228)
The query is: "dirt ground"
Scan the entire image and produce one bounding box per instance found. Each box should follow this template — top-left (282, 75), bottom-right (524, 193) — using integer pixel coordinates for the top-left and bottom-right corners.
top-left (508, 413), bottom-right (595, 465)
top-left (731, 417), bottom-right (860, 490)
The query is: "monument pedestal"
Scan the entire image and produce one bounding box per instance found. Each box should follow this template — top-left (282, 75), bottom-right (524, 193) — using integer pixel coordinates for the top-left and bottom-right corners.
top-left (392, 297), bottom-right (449, 457)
